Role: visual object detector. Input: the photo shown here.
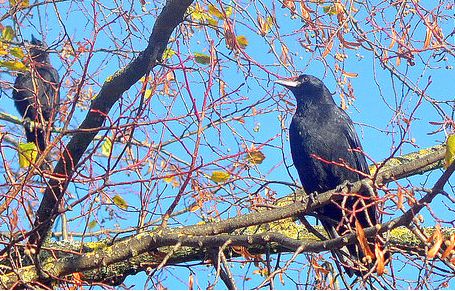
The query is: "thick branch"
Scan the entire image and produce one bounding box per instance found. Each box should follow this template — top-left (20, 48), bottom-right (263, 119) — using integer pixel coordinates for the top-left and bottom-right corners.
top-left (0, 143), bottom-right (448, 287)
top-left (28, 0), bottom-right (195, 248)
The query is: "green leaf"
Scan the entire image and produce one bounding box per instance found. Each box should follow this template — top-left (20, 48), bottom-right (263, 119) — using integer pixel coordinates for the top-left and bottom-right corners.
top-left (113, 195), bottom-right (128, 210)
top-left (88, 220), bottom-right (97, 230)
top-left (101, 137), bottom-right (112, 157)
top-left (1, 26), bottom-right (15, 41)
top-left (194, 52), bottom-right (211, 64)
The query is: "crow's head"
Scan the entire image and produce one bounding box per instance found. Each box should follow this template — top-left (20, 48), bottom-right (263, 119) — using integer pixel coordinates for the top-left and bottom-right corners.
top-left (30, 35), bottom-right (50, 63)
top-left (275, 74), bottom-right (333, 105)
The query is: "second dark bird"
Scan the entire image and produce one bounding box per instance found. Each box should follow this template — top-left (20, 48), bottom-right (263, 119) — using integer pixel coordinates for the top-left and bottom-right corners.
top-left (12, 35), bottom-right (60, 161)
top-left (276, 74), bottom-right (377, 276)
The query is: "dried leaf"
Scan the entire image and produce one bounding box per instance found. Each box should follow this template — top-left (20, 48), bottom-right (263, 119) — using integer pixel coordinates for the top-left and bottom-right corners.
top-left (389, 29), bottom-right (396, 49)
top-left (258, 16), bottom-right (273, 36)
top-left (18, 142), bottom-right (38, 168)
top-left (441, 234), bottom-right (455, 259)
top-left (423, 22), bottom-right (432, 49)
top-left (397, 187), bottom-right (404, 210)
top-left (282, 0), bottom-right (296, 14)
top-left (342, 70), bottom-right (358, 78)
top-left (280, 43), bottom-right (289, 65)
top-left (10, 209), bottom-right (18, 230)
top-left (219, 79), bottom-right (226, 97)
top-left (210, 170), bottom-right (230, 183)
top-left (300, 1), bottom-right (312, 20)
top-left (355, 220), bottom-right (375, 260)
top-left (322, 40), bottom-right (333, 58)
top-left (113, 194), bottom-right (128, 210)
top-left (375, 244), bottom-right (385, 276)
top-left (427, 224), bottom-right (442, 259)
top-left (188, 273), bottom-right (194, 290)
top-left (224, 22), bottom-right (237, 50)
top-left (189, 204), bottom-right (201, 212)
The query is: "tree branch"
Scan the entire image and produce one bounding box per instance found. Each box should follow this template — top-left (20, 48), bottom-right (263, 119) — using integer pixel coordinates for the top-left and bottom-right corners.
top-left (28, 0), bottom-right (195, 249)
top-left (0, 143), bottom-right (449, 287)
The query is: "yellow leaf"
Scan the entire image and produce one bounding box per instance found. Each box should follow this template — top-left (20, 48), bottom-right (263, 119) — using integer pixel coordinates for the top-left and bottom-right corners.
top-left (18, 142), bottom-right (38, 168)
top-left (210, 170), bottom-right (230, 183)
top-left (162, 48), bottom-right (176, 60)
top-left (10, 47), bottom-right (24, 58)
top-left (190, 4), bottom-right (210, 22)
top-left (236, 35), bottom-right (248, 48)
top-left (323, 5), bottom-right (338, 15)
top-left (246, 150), bottom-right (266, 164)
top-left (113, 194), bottom-right (128, 210)
top-left (189, 204), bottom-right (201, 212)
top-left (194, 52), bottom-right (211, 64)
top-left (1, 26), bottom-right (15, 41)
top-left (101, 137), bottom-right (112, 157)
top-left (0, 60), bottom-right (27, 71)
top-left (225, 7), bottom-right (233, 18)
top-left (208, 4), bottom-right (224, 19)
top-left (9, 0), bottom-right (29, 8)
top-left (164, 176), bottom-right (174, 183)
top-left (144, 89), bottom-right (153, 99)
top-left (445, 134), bottom-right (455, 169)
top-left (0, 44), bottom-right (8, 56)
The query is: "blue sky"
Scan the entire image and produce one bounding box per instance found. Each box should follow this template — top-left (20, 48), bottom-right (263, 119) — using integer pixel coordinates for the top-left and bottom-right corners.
top-left (0, 0), bottom-right (454, 289)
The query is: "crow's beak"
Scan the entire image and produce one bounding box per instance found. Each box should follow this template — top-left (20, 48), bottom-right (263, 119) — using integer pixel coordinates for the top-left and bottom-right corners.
top-left (274, 77), bottom-right (300, 88)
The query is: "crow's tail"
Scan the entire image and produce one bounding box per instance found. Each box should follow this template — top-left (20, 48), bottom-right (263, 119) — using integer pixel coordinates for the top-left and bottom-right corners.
top-left (321, 221), bottom-right (362, 277)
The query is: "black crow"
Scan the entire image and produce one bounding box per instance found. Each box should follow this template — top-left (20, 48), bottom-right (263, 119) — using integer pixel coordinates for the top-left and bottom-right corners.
top-left (13, 35), bottom-right (60, 163)
top-left (276, 74), bottom-right (377, 276)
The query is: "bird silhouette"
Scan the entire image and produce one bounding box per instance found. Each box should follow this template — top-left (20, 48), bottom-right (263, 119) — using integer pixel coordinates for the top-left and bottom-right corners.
top-left (13, 35), bottom-right (60, 167)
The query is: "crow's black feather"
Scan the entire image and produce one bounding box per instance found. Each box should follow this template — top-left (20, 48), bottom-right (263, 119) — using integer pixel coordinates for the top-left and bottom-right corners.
top-left (277, 74), bottom-right (376, 276)
top-left (13, 36), bottom-right (60, 155)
